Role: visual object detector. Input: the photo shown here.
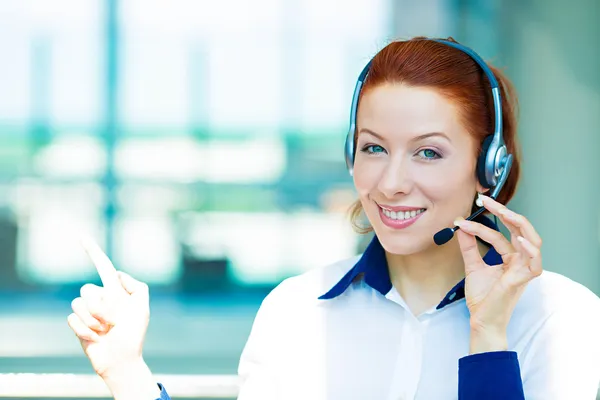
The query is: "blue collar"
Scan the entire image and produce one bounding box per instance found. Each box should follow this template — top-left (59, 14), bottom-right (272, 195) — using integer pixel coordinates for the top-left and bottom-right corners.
top-left (318, 214), bottom-right (503, 309)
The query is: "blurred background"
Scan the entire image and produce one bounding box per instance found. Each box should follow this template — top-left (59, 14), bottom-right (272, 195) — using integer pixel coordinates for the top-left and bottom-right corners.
top-left (0, 0), bottom-right (598, 398)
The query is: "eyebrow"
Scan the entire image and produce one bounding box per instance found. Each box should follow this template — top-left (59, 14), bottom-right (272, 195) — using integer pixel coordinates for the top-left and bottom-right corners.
top-left (358, 128), bottom-right (452, 143)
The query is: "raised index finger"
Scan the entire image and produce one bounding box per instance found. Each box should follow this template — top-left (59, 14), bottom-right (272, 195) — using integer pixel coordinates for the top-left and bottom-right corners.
top-left (80, 236), bottom-right (121, 292)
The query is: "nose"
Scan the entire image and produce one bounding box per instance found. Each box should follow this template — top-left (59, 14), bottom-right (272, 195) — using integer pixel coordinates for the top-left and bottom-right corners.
top-left (376, 157), bottom-right (413, 199)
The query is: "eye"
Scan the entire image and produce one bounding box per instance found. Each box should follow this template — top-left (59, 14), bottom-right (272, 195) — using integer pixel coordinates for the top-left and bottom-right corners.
top-left (361, 144), bottom-right (387, 154)
top-left (417, 148), bottom-right (442, 160)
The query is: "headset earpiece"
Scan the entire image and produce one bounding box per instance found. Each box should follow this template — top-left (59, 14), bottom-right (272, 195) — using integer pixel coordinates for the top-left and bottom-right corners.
top-left (344, 127), bottom-right (355, 175)
top-left (477, 135), bottom-right (495, 189)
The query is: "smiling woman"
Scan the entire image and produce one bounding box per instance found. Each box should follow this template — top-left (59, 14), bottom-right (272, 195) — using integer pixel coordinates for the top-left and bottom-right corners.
top-left (68, 36), bottom-right (600, 400)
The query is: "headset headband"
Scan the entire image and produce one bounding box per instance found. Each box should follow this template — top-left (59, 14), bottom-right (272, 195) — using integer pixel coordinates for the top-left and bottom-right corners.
top-left (344, 38), bottom-right (510, 194)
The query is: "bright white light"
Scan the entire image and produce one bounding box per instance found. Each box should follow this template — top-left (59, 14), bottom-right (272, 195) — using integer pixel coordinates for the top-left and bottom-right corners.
top-left (115, 137), bottom-right (286, 183)
top-left (23, 0), bottom-right (100, 32)
top-left (113, 216), bottom-right (180, 283)
top-left (303, 0), bottom-right (387, 39)
top-left (208, 38), bottom-right (283, 129)
top-left (299, 44), bottom-right (347, 129)
top-left (120, 40), bottom-right (190, 126)
top-left (33, 135), bottom-right (106, 178)
top-left (184, 211), bottom-right (357, 284)
top-left (122, 0), bottom-right (282, 35)
top-left (23, 208), bottom-right (104, 283)
top-left (202, 137), bottom-right (286, 183)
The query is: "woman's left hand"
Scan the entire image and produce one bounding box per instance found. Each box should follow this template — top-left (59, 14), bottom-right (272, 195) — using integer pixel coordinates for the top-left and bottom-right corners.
top-left (454, 194), bottom-right (543, 353)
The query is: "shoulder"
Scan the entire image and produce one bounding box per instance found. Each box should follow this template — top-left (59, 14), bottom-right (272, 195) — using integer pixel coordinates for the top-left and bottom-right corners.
top-left (241, 255), bottom-right (360, 350)
top-left (259, 255), bottom-right (361, 311)
top-left (512, 270), bottom-right (600, 336)
top-left (522, 270), bottom-right (600, 312)
top-left (513, 272), bottom-right (600, 394)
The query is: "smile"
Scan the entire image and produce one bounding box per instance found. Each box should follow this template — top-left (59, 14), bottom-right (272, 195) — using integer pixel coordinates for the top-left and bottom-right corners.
top-left (378, 205), bottom-right (426, 229)
top-left (380, 207), bottom-right (426, 220)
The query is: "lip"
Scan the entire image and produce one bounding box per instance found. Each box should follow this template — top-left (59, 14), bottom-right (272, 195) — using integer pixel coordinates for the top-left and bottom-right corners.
top-left (378, 206), bottom-right (425, 230)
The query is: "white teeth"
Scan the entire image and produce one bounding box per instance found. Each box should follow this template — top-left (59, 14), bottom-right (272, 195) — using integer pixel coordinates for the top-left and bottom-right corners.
top-left (381, 207), bottom-right (425, 220)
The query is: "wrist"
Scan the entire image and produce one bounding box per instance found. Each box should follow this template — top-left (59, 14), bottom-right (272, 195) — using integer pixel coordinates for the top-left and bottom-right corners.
top-left (469, 325), bottom-right (508, 355)
top-left (100, 356), bottom-right (146, 380)
top-left (101, 358), bottom-right (161, 400)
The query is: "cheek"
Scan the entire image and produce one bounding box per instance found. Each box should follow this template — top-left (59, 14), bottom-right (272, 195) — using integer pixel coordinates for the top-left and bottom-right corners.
top-left (352, 157), bottom-right (380, 195)
top-left (419, 167), bottom-right (464, 193)
top-left (418, 160), bottom-right (478, 205)
top-left (352, 154), bottom-right (478, 202)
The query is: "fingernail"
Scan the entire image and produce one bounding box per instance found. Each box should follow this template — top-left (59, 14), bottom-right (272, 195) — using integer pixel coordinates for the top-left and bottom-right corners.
top-left (517, 236), bottom-right (525, 242)
top-left (454, 217), bottom-right (465, 227)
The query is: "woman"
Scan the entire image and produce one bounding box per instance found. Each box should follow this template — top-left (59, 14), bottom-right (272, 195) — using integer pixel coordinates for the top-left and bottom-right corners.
top-left (68, 37), bottom-right (600, 400)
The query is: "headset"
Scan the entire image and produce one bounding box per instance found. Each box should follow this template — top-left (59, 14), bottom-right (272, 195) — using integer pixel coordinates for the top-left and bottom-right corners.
top-left (343, 38), bottom-right (514, 245)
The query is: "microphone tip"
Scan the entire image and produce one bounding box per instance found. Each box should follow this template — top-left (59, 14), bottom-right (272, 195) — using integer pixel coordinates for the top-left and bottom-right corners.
top-left (433, 228), bottom-right (454, 246)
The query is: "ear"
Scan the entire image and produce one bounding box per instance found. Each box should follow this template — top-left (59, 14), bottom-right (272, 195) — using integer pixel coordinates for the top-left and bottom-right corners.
top-left (475, 182), bottom-right (491, 195)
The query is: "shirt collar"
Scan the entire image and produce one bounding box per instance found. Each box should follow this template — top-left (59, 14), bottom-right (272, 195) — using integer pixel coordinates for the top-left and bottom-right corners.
top-left (318, 214), bottom-right (503, 309)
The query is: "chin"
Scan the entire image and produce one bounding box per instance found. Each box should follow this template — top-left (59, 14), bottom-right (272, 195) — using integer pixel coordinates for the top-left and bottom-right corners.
top-left (373, 226), bottom-right (434, 255)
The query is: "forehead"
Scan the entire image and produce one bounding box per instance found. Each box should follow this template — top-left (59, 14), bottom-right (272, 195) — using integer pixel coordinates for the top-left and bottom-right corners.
top-left (357, 83), bottom-right (465, 139)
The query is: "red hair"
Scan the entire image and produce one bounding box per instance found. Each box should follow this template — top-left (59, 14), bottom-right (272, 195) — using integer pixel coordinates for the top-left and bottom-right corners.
top-left (350, 36), bottom-right (521, 233)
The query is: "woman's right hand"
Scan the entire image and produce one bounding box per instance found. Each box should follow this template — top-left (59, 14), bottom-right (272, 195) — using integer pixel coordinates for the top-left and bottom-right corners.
top-left (67, 237), bottom-right (151, 380)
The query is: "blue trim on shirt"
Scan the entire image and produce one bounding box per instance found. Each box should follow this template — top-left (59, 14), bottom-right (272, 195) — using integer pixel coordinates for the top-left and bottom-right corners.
top-left (317, 214), bottom-right (525, 399)
top-left (151, 215), bottom-right (524, 400)
top-left (318, 214), bottom-right (504, 308)
top-left (159, 353), bottom-right (524, 399)
top-left (459, 351), bottom-right (525, 399)
top-left (157, 383), bottom-right (171, 400)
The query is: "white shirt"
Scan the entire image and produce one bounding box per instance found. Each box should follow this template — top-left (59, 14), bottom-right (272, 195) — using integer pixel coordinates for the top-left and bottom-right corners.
top-left (236, 226), bottom-right (600, 399)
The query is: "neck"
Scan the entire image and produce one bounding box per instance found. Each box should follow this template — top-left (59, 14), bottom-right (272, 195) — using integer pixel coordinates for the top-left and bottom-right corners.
top-left (386, 239), bottom-right (489, 316)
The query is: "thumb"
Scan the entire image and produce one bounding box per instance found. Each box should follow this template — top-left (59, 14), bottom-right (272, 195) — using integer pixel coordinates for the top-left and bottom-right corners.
top-left (456, 229), bottom-right (484, 274)
top-left (118, 271), bottom-right (149, 300)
